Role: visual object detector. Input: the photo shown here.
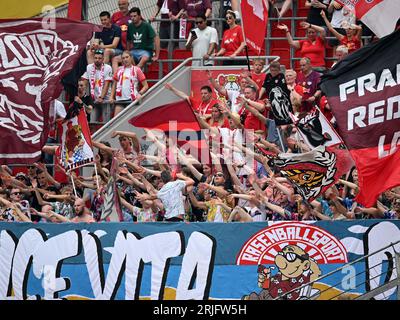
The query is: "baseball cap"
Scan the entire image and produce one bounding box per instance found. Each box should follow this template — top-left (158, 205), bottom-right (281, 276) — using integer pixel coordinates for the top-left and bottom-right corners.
top-left (15, 172), bottom-right (29, 181)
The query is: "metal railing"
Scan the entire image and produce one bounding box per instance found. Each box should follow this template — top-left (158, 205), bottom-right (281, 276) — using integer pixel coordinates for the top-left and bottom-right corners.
top-left (274, 240), bottom-right (400, 300)
top-left (92, 55), bottom-right (280, 140)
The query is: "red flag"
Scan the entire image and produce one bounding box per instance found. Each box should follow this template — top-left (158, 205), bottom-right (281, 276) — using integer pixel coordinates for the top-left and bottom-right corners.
top-left (320, 29), bottom-right (400, 207)
top-left (68, 0), bottom-right (83, 20)
top-left (337, 0), bottom-right (400, 38)
top-left (240, 0), bottom-right (268, 55)
top-left (0, 18), bottom-right (96, 165)
top-left (129, 100), bottom-right (210, 163)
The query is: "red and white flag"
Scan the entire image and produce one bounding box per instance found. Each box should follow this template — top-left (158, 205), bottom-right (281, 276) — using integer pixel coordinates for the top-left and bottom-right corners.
top-left (129, 100), bottom-right (210, 164)
top-left (337, 0), bottom-right (400, 38)
top-left (240, 0), bottom-right (268, 54)
top-left (59, 107), bottom-right (94, 171)
top-left (0, 18), bottom-right (96, 165)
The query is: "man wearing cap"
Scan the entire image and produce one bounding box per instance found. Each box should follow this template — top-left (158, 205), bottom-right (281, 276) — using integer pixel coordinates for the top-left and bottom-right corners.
top-left (15, 172), bottom-right (32, 187)
top-left (82, 50), bottom-right (113, 124)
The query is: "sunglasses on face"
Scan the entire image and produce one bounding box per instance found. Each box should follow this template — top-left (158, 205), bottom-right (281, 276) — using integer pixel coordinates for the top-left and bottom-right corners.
top-left (195, 20), bottom-right (204, 25)
top-left (11, 192), bottom-right (21, 196)
top-left (279, 251), bottom-right (309, 262)
top-left (215, 173), bottom-right (224, 177)
top-left (226, 16), bottom-right (234, 20)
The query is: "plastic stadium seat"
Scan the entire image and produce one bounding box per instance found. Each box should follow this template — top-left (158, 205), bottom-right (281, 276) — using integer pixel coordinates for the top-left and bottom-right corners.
top-left (172, 49), bottom-right (192, 68)
top-left (12, 167), bottom-right (27, 176)
top-left (295, 20), bottom-right (307, 37)
top-left (280, 8), bottom-right (293, 18)
top-left (298, 0), bottom-right (308, 10)
top-left (270, 39), bottom-right (290, 50)
top-left (270, 21), bottom-right (291, 37)
top-left (326, 59), bottom-right (335, 69)
top-left (271, 48), bottom-right (291, 69)
top-left (326, 47), bottom-right (334, 58)
top-left (297, 8), bottom-right (309, 18)
top-left (159, 48), bottom-right (168, 60)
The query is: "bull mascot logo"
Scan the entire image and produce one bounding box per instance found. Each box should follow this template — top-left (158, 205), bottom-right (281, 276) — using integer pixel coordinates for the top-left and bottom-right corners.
top-left (269, 86), bottom-right (292, 124)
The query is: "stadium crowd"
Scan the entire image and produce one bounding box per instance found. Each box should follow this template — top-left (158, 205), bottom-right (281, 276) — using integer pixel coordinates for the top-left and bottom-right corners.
top-left (1, 0), bottom-right (399, 224)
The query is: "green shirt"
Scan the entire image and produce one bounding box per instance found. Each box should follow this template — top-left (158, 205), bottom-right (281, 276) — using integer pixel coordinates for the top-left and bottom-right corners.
top-left (127, 21), bottom-right (156, 51)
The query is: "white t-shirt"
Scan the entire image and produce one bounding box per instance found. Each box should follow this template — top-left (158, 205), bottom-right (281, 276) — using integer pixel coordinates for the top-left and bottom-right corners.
top-left (113, 66), bottom-right (145, 101)
top-left (187, 26), bottom-right (218, 67)
top-left (82, 63), bottom-right (113, 100)
top-left (245, 206), bottom-right (266, 222)
top-left (227, 90), bottom-right (243, 113)
top-left (54, 99), bottom-right (66, 119)
top-left (213, 205), bottom-right (225, 223)
top-left (330, 6), bottom-right (355, 29)
top-left (218, 127), bottom-right (245, 167)
top-left (157, 179), bottom-right (186, 219)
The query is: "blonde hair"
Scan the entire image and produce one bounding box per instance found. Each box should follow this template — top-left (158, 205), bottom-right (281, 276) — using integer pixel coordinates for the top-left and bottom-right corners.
top-left (252, 58), bottom-right (265, 66)
top-left (285, 69), bottom-right (297, 76)
top-left (230, 112), bottom-right (240, 123)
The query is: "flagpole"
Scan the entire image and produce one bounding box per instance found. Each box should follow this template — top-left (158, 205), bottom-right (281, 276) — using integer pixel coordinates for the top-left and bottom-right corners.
top-left (295, 131), bottom-right (304, 153)
top-left (238, 2), bottom-right (251, 72)
top-left (276, 127), bottom-right (286, 153)
top-left (69, 170), bottom-right (78, 198)
top-left (93, 163), bottom-right (100, 192)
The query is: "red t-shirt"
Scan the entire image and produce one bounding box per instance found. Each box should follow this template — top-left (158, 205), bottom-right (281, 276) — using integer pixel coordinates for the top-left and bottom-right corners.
top-left (293, 84), bottom-right (305, 97)
top-left (111, 11), bottom-right (131, 50)
top-left (189, 97), bottom-right (219, 116)
top-left (341, 36), bottom-right (361, 54)
top-left (319, 96), bottom-right (333, 122)
top-left (239, 101), bottom-right (266, 131)
top-left (298, 37), bottom-right (325, 67)
top-left (221, 25), bottom-right (245, 57)
top-left (251, 72), bottom-right (267, 92)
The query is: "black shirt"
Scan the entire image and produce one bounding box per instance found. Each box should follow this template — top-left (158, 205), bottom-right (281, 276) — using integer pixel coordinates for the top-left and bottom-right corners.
top-left (95, 24), bottom-right (123, 50)
top-left (306, 1), bottom-right (329, 27)
top-left (262, 73), bottom-right (293, 125)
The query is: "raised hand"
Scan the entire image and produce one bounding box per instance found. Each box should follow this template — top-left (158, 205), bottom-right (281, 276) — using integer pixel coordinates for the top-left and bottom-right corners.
top-left (300, 21), bottom-right (311, 29)
top-left (277, 24), bottom-right (289, 32)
